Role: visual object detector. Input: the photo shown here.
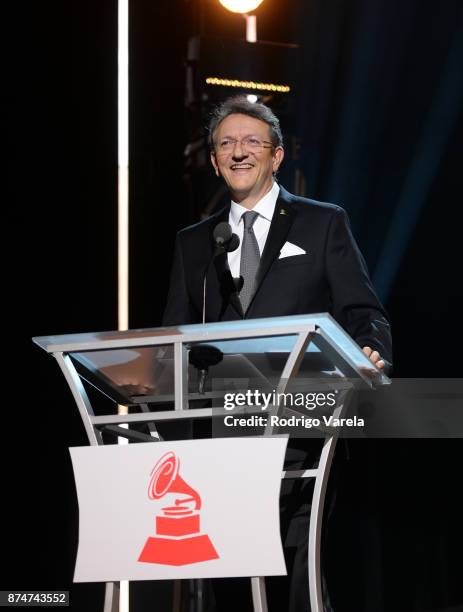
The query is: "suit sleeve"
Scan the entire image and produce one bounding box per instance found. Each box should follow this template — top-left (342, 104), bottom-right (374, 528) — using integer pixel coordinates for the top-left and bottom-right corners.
top-left (162, 234), bottom-right (195, 326)
top-left (325, 207), bottom-right (393, 372)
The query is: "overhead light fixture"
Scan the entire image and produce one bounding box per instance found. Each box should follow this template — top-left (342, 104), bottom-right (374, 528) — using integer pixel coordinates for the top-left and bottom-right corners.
top-left (218, 0), bottom-right (264, 14)
top-left (247, 94), bottom-right (258, 103)
top-left (206, 77), bottom-right (290, 93)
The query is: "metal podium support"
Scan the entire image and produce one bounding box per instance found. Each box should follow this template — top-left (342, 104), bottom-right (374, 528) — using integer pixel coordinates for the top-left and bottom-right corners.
top-left (33, 313), bottom-right (390, 612)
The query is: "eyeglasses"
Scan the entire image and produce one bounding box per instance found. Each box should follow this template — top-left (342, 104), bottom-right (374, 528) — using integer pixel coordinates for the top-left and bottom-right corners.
top-left (214, 136), bottom-right (274, 155)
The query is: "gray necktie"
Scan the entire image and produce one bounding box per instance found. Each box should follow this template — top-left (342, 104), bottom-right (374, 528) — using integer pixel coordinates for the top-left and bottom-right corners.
top-left (239, 210), bottom-right (261, 312)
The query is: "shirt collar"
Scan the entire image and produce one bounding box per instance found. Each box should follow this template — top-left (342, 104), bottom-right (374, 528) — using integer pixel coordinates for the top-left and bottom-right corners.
top-left (230, 182), bottom-right (280, 226)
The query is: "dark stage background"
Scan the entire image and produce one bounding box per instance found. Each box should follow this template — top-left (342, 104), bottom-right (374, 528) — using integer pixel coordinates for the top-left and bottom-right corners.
top-left (4, 0), bottom-right (463, 611)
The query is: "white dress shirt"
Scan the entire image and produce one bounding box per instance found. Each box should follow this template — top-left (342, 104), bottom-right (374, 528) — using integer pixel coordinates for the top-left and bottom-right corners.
top-left (227, 182), bottom-right (280, 278)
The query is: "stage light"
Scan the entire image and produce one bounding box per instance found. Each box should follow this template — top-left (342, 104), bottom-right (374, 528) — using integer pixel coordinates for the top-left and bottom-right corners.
top-left (247, 94), bottom-right (258, 103)
top-left (118, 0), bottom-right (129, 334)
top-left (206, 77), bottom-right (290, 93)
top-left (218, 0), bottom-right (264, 14)
top-left (117, 0), bottom-right (130, 609)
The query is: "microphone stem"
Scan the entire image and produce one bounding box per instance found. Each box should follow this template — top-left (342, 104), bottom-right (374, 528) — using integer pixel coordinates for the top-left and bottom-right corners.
top-left (202, 230), bottom-right (238, 324)
top-left (202, 275), bottom-right (206, 325)
top-left (202, 252), bottom-right (218, 325)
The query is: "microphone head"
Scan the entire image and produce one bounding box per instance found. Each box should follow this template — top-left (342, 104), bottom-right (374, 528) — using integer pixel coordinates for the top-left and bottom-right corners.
top-left (227, 233), bottom-right (240, 253)
top-left (213, 222), bottom-right (232, 246)
top-left (189, 344), bottom-right (223, 371)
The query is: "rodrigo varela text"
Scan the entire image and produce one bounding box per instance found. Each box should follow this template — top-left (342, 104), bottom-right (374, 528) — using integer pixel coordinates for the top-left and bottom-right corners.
top-left (223, 414), bottom-right (364, 428)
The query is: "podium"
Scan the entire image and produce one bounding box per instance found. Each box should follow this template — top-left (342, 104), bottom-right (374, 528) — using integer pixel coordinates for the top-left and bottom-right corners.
top-left (33, 313), bottom-right (390, 612)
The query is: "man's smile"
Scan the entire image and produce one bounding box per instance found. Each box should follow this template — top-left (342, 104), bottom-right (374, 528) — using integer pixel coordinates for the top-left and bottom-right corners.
top-left (230, 163), bottom-right (254, 171)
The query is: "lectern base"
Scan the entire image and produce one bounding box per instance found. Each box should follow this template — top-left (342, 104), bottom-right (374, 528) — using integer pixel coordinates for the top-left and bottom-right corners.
top-left (138, 534), bottom-right (219, 566)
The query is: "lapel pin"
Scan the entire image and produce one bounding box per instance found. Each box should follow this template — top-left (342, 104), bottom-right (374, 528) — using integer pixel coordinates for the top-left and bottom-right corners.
top-left (280, 209), bottom-right (287, 216)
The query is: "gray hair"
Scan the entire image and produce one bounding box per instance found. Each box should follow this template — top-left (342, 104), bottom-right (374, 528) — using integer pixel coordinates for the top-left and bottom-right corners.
top-left (208, 96), bottom-right (284, 150)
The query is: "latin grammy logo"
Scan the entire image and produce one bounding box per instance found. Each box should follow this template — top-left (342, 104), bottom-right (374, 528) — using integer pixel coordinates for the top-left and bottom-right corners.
top-left (138, 451), bottom-right (219, 566)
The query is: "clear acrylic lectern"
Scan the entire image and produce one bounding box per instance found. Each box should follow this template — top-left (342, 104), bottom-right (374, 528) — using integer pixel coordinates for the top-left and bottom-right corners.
top-left (33, 313), bottom-right (390, 612)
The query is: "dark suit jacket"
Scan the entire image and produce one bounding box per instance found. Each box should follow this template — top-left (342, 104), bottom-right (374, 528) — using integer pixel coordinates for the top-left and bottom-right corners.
top-left (163, 186), bottom-right (392, 369)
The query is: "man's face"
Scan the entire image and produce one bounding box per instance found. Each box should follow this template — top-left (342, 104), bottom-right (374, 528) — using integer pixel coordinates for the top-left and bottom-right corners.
top-left (210, 113), bottom-right (284, 205)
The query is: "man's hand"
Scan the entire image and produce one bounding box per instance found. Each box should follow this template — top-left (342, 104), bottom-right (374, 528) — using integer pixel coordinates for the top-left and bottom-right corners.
top-left (362, 346), bottom-right (385, 370)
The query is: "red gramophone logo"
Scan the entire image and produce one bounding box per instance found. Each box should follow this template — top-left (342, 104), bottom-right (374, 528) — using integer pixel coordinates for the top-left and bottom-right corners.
top-left (138, 451), bottom-right (219, 566)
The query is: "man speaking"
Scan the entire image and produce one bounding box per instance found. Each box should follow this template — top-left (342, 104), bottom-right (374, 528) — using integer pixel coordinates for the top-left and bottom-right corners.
top-left (162, 96), bottom-right (392, 611)
top-left (163, 95), bottom-right (392, 371)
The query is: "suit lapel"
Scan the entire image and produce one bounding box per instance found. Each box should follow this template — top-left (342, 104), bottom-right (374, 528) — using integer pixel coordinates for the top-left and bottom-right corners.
top-left (248, 186), bottom-right (296, 310)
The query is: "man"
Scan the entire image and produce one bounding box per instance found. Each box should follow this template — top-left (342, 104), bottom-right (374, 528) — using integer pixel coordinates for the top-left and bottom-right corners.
top-left (162, 96), bottom-right (392, 612)
top-left (163, 96), bottom-right (392, 371)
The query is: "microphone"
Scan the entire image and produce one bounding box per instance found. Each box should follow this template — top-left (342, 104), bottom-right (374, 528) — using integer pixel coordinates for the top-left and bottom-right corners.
top-left (212, 222), bottom-right (232, 250)
top-left (202, 222), bottom-right (240, 324)
top-left (189, 344), bottom-right (223, 395)
top-left (227, 233), bottom-right (240, 254)
top-left (212, 222), bottom-right (239, 255)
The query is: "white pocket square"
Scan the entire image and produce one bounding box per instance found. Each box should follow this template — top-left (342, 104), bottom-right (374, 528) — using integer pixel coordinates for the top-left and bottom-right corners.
top-left (278, 241), bottom-right (307, 259)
